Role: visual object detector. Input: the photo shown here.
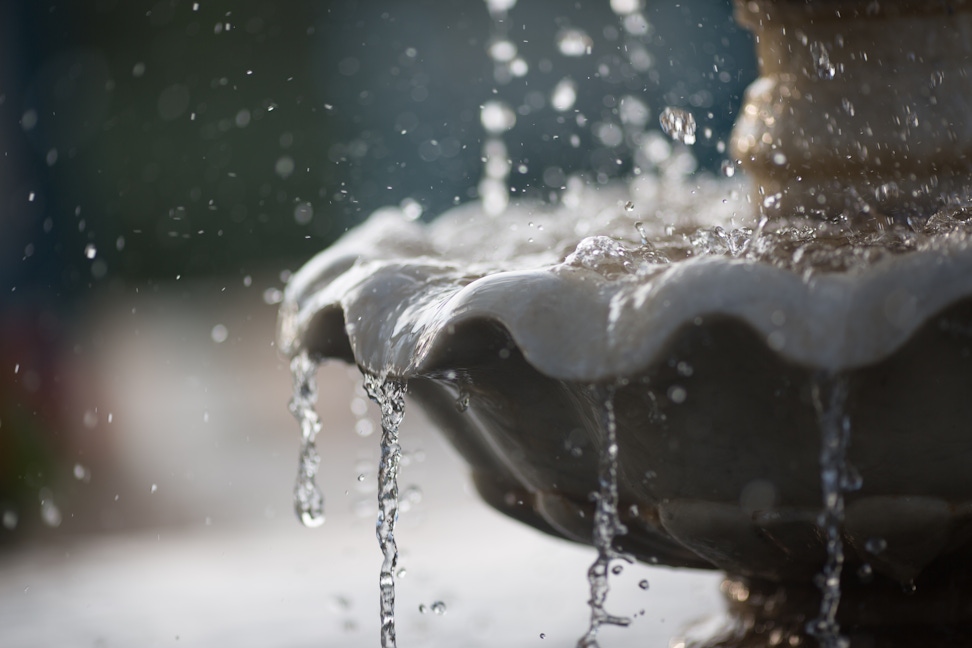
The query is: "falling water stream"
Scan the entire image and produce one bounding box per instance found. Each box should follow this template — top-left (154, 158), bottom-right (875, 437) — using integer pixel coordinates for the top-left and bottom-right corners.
top-left (288, 350), bottom-right (326, 528)
top-left (808, 374), bottom-right (857, 648)
top-left (363, 373), bottom-right (408, 648)
top-left (578, 384), bottom-right (632, 648)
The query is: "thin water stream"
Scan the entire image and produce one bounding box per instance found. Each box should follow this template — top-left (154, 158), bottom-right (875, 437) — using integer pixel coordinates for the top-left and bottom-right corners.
top-left (363, 373), bottom-right (408, 648)
top-left (578, 384), bottom-right (633, 647)
top-left (288, 351), bottom-right (326, 528)
top-left (808, 374), bottom-right (857, 648)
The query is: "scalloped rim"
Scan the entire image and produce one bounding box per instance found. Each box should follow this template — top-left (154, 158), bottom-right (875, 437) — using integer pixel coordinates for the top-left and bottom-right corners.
top-left (280, 213), bottom-right (972, 382)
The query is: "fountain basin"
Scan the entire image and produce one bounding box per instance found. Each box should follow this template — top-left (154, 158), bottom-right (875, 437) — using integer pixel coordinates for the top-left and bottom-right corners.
top-left (280, 179), bottom-right (972, 586)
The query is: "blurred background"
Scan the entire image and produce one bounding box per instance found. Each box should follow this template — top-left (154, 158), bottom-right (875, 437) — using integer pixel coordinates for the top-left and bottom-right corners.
top-left (0, 0), bottom-right (753, 646)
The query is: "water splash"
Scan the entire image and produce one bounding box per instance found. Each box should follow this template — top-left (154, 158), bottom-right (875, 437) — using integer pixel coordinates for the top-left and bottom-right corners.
top-left (807, 374), bottom-right (855, 648)
top-left (288, 350), bottom-right (325, 528)
top-left (659, 107), bottom-right (696, 145)
top-left (578, 384), bottom-right (632, 648)
top-left (810, 41), bottom-right (837, 80)
top-left (363, 372), bottom-right (407, 648)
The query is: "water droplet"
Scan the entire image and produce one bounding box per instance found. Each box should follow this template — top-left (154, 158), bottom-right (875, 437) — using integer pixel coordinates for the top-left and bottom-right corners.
top-left (294, 202), bottom-right (314, 225)
top-left (73, 464), bottom-right (90, 482)
top-left (275, 156), bottom-right (295, 179)
top-left (720, 160), bottom-right (736, 177)
top-left (431, 601), bottom-right (447, 615)
top-left (488, 39), bottom-right (517, 63)
top-left (40, 497), bottom-right (61, 528)
top-left (611, 564), bottom-right (623, 575)
top-left (83, 410), bottom-right (98, 429)
top-left (480, 100), bottom-right (516, 134)
top-left (84, 244), bottom-right (97, 260)
top-left (211, 324), bottom-right (229, 343)
top-left (150, 483), bottom-right (158, 494)
top-left (455, 388), bottom-right (470, 413)
top-left (2, 509), bottom-right (18, 530)
top-left (638, 579), bottom-right (650, 590)
top-left (857, 563), bottom-right (873, 581)
top-left (551, 78), bottom-right (577, 112)
top-left (400, 198), bottom-right (423, 221)
top-left (263, 288), bottom-right (284, 305)
top-left (610, 0), bottom-right (641, 15)
top-left (659, 107), bottom-right (696, 145)
top-left (865, 537), bottom-right (887, 555)
top-left (556, 28), bottom-right (593, 57)
top-left (810, 41), bottom-right (837, 80)
top-left (539, 633), bottom-right (546, 639)
top-left (667, 385), bottom-right (687, 404)
top-left (484, 0), bottom-right (517, 16)
top-left (355, 419), bottom-right (375, 437)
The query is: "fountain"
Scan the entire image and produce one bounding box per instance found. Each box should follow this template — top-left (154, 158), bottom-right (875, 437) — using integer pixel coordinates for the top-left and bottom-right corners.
top-left (279, 1), bottom-right (972, 646)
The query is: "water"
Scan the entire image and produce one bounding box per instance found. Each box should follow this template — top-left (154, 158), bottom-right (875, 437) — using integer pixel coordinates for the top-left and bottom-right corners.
top-left (363, 372), bottom-right (407, 648)
top-left (807, 374), bottom-right (855, 648)
top-left (659, 107), bottom-right (697, 145)
top-left (288, 350), bottom-right (326, 528)
top-left (577, 385), bottom-right (632, 648)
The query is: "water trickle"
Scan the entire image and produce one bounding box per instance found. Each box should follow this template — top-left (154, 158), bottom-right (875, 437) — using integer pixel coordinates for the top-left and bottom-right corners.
top-left (577, 385), bottom-right (632, 648)
top-left (807, 374), bottom-right (854, 648)
top-left (363, 372), bottom-right (407, 648)
top-left (288, 350), bottom-right (325, 528)
top-left (659, 107), bottom-right (696, 145)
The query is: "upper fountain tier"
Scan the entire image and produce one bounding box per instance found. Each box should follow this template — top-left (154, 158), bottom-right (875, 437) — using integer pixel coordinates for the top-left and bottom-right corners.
top-left (280, 166), bottom-right (972, 382)
top-left (733, 0), bottom-right (972, 219)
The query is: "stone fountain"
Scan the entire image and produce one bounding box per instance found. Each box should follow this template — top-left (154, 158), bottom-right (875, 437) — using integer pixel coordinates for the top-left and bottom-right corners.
top-left (279, 1), bottom-right (972, 646)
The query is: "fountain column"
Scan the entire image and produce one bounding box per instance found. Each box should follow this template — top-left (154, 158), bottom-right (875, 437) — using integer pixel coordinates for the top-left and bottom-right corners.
top-left (732, 0), bottom-right (972, 219)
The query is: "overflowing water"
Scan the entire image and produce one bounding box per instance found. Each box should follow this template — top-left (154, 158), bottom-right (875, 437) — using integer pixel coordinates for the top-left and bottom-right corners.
top-left (363, 373), bottom-right (408, 648)
top-left (578, 385), bottom-right (632, 648)
top-left (288, 350), bottom-right (326, 528)
top-left (807, 374), bottom-right (857, 648)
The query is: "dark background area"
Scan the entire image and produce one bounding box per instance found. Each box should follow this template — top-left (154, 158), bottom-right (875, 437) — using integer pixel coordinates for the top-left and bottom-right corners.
top-left (1, 0), bottom-right (754, 292)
